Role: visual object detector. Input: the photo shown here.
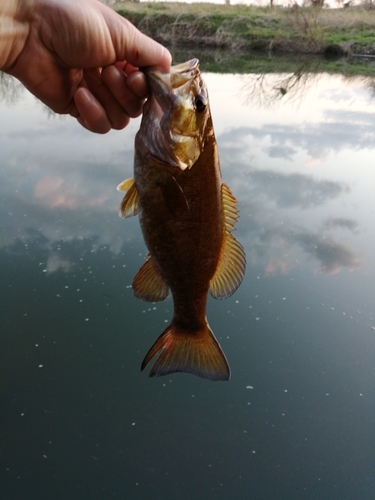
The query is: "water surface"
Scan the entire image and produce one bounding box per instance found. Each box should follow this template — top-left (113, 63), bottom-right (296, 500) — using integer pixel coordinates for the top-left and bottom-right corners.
top-left (1, 64), bottom-right (375, 499)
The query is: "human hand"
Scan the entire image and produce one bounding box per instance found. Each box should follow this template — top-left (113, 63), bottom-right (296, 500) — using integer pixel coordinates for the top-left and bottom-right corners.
top-left (0, 0), bottom-right (171, 133)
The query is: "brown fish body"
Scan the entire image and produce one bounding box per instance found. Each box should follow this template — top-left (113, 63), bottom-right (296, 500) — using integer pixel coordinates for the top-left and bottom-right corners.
top-left (118, 60), bottom-right (245, 380)
top-left (135, 122), bottom-right (222, 326)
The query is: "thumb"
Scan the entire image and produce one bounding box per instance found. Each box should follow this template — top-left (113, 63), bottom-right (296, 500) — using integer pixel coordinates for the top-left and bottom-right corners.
top-left (101, 7), bottom-right (171, 72)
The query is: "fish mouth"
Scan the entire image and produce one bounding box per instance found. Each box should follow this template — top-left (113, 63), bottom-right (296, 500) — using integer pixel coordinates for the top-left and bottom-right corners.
top-left (140, 59), bottom-right (207, 170)
top-left (144, 59), bottom-right (200, 115)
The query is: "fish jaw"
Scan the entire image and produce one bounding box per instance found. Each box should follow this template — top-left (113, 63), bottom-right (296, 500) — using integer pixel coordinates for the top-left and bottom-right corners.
top-left (140, 59), bottom-right (210, 171)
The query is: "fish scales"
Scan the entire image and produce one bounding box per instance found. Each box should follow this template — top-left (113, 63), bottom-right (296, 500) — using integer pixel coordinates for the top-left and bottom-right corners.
top-left (136, 127), bottom-right (222, 307)
top-left (118, 59), bottom-right (246, 381)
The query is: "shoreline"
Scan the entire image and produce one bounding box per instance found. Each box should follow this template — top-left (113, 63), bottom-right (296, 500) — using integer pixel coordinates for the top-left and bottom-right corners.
top-left (113, 2), bottom-right (375, 56)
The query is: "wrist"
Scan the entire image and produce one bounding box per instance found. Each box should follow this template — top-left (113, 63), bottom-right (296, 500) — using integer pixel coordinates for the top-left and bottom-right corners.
top-left (0, 0), bottom-right (34, 72)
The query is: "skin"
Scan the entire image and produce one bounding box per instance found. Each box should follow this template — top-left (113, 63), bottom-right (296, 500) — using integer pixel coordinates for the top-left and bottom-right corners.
top-left (0, 0), bottom-right (171, 133)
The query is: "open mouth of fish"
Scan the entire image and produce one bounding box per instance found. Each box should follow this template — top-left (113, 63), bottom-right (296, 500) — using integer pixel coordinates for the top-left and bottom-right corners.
top-left (140, 59), bottom-right (208, 170)
top-left (145, 59), bottom-right (199, 115)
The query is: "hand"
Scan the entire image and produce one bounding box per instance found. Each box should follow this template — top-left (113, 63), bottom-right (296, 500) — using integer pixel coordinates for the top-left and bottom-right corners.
top-left (1, 0), bottom-right (171, 133)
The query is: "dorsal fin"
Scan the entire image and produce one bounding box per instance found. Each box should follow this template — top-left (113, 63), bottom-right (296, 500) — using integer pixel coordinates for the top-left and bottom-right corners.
top-left (209, 183), bottom-right (246, 299)
top-left (222, 183), bottom-right (239, 233)
top-left (209, 232), bottom-right (246, 299)
top-left (132, 256), bottom-right (169, 302)
top-left (117, 178), bottom-right (139, 218)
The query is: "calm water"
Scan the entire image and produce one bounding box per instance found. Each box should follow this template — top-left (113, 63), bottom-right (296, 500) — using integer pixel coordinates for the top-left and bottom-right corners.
top-left (1, 60), bottom-right (375, 499)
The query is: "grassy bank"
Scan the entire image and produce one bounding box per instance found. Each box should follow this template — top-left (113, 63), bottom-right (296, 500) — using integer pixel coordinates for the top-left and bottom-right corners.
top-left (163, 44), bottom-right (375, 77)
top-left (114, 1), bottom-right (375, 55)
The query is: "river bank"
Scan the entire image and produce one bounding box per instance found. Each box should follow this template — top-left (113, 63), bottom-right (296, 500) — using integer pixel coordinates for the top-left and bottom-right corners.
top-left (114, 2), bottom-right (375, 56)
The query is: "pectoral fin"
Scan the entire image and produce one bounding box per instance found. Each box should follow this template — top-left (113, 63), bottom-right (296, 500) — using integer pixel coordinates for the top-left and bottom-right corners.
top-left (159, 175), bottom-right (189, 218)
top-left (132, 256), bottom-right (169, 302)
top-left (117, 178), bottom-right (135, 193)
top-left (209, 183), bottom-right (246, 299)
top-left (117, 178), bottom-right (139, 218)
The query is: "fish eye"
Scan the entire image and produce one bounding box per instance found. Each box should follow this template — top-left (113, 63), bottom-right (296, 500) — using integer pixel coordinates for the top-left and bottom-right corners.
top-left (194, 95), bottom-right (207, 113)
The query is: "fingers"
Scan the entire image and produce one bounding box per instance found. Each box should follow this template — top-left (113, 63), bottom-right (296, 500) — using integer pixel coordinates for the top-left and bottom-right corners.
top-left (73, 66), bottom-right (147, 134)
top-left (126, 71), bottom-right (149, 99)
top-left (74, 87), bottom-right (113, 134)
top-left (101, 66), bottom-right (146, 116)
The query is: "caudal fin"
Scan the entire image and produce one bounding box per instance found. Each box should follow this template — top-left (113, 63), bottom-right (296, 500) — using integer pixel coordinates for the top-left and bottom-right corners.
top-left (141, 321), bottom-right (230, 381)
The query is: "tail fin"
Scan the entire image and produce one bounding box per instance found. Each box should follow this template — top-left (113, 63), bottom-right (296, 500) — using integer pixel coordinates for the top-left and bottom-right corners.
top-left (141, 321), bottom-right (230, 381)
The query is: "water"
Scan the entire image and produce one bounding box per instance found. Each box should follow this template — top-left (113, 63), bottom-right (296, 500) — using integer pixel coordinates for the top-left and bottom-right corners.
top-left (1, 59), bottom-right (375, 499)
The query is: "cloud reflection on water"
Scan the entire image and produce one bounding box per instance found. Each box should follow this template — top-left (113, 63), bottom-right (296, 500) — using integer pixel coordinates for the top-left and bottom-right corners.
top-left (1, 71), bottom-right (374, 277)
top-left (235, 203), bottom-right (360, 276)
top-left (237, 167), bottom-right (349, 209)
top-left (221, 117), bottom-right (375, 167)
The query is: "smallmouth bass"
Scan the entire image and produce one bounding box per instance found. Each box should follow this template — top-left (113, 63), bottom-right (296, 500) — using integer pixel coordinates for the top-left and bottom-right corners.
top-left (118, 59), bottom-right (246, 381)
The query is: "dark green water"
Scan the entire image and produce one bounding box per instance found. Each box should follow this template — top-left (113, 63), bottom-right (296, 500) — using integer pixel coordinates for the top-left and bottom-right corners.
top-left (1, 62), bottom-right (375, 499)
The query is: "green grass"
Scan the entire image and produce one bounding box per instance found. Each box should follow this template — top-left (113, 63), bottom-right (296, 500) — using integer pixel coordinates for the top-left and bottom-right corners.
top-left (114, 1), bottom-right (375, 55)
top-left (166, 43), bottom-right (375, 76)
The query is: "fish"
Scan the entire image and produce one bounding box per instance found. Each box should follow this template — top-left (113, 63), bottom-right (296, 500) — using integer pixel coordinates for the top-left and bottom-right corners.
top-left (117, 59), bottom-right (246, 381)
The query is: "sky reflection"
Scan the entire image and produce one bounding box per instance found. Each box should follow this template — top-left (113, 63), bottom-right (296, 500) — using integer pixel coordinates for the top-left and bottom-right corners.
top-left (1, 71), bottom-right (374, 277)
top-left (2, 68), bottom-right (375, 500)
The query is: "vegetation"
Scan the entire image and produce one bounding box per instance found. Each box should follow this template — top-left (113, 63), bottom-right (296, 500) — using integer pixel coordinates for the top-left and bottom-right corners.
top-left (166, 44), bottom-right (375, 76)
top-left (113, 1), bottom-right (375, 55)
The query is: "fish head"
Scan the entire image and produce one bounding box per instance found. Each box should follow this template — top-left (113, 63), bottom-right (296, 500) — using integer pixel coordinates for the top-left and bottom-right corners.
top-left (140, 59), bottom-right (211, 171)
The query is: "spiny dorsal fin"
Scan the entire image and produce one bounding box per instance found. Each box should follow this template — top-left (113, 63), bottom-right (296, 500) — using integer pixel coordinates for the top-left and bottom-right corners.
top-left (132, 256), bottom-right (169, 302)
top-left (209, 232), bottom-right (246, 299)
top-left (222, 183), bottom-right (239, 233)
top-left (209, 183), bottom-right (246, 299)
top-left (117, 178), bottom-right (139, 218)
top-left (141, 321), bottom-right (230, 381)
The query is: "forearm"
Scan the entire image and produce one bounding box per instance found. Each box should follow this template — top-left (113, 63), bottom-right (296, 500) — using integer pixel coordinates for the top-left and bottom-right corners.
top-left (0, 0), bottom-right (33, 71)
